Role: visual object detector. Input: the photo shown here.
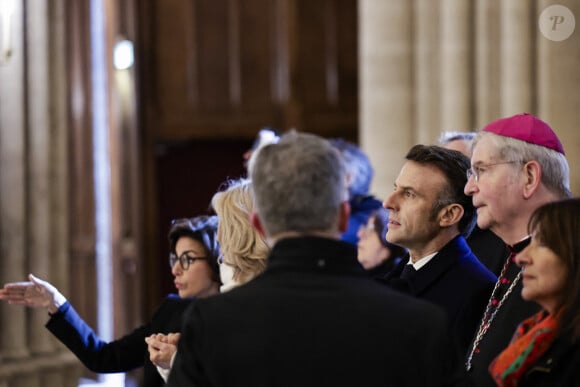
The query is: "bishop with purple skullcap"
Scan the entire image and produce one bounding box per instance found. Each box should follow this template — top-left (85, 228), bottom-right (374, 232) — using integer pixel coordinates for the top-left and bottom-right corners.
top-left (482, 113), bottom-right (565, 155)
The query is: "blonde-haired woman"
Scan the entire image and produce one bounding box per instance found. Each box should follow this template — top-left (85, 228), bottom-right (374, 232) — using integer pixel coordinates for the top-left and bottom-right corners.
top-left (211, 178), bottom-right (269, 291)
top-left (147, 178), bottom-right (270, 382)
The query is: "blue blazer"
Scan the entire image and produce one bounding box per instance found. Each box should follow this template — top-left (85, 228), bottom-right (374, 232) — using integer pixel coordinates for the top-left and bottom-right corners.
top-left (383, 235), bottom-right (497, 355)
top-left (46, 295), bottom-right (191, 387)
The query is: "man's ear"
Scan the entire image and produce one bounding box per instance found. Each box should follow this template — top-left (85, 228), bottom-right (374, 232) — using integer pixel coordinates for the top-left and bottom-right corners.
top-left (522, 161), bottom-right (542, 199)
top-left (250, 211), bottom-right (266, 237)
top-left (438, 203), bottom-right (464, 228)
top-left (339, 201), bottom-right (351, 233)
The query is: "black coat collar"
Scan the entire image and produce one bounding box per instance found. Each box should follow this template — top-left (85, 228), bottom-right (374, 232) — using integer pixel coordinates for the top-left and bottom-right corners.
top-left (267, 236), bottom-right (365, 276)
top-left (386, 235), bottom-right (474, 295)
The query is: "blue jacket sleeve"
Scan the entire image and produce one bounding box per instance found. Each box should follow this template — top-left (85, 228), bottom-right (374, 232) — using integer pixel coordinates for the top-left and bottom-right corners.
top-left (46, 301), bottom-right (149, 373)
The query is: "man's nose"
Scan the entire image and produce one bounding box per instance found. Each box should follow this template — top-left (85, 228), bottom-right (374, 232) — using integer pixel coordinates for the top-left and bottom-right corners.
top-left (464, 176), bottom-right (477, 196)
top-left (383, 192), bottom-right (395, 210)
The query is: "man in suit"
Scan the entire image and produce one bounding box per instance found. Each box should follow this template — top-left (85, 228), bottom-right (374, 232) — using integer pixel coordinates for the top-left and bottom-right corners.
top-left (382, 145), bottom-right (497, 356)
top-left (168, 132), bottom-right (465, 387)
top-left (463, 113), bottom-right (571, 386)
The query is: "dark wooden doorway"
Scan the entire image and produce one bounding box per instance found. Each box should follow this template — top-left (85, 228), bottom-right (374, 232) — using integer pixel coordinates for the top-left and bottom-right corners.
top-left (138, 0), bottom-right (359, 315)
top-left (153, 139), bottom-right (249, 298)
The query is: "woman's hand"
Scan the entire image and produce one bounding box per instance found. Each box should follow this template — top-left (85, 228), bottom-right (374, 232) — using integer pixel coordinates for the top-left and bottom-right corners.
top-left (0, 274), bottom-right (67, 314)
top-left (145, 333), bottom-right (181, 369)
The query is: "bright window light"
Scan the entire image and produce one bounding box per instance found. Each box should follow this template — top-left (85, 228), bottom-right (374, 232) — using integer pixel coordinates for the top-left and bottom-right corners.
top-left (113, 39), bottom-right (134, 70)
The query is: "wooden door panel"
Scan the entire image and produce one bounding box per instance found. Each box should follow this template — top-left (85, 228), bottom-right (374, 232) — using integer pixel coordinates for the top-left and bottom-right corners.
top-left (142, 0), bottom-right (357, 139)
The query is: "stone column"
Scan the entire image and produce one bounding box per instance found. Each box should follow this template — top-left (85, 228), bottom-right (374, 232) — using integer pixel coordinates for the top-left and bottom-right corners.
top-left (49, 0), bottom-right (71, 330)
top-left (359, 0), bottom-right (413, 198)
top-left (26, 0), bottom-right (55, 355)
top-left (440, 0), bottom-right (473, 131)
top-left (414, 0), bottom-right (440, 143)
top-left (500, 0), bottom-right (533, 115)
top-left (474, 0), bottom-right (501, 127)
top-left (11, 375), bottom-right (39, 387)
top-left (0, 0), bottom-right (28, 361)
top-left (537, 0), bottom-right (580, 194)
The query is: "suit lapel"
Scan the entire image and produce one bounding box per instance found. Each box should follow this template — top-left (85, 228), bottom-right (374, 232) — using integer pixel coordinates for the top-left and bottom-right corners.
top-left (410, 236), bottom-right (466, 295)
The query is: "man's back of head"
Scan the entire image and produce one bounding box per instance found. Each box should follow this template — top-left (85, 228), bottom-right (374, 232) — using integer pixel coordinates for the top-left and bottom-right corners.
top-left (251, 132), bottom-right (348, 239)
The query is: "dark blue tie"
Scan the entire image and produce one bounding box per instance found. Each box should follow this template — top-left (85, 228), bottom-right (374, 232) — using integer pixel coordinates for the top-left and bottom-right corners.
top-left (400, 264), bottom-right (417, 281)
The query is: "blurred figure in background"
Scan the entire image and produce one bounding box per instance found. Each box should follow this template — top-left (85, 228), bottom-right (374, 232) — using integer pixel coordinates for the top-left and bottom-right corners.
top-left (439, 131), bottom-right (476, 157)
top-left (357, 207), bottom-right (406, 279)
top-left (329, 138), bottom-right (382, 245)
top-left (439, 130), bottom-right (509, 276)
top-left (243, 127), bottom-right (280, 172)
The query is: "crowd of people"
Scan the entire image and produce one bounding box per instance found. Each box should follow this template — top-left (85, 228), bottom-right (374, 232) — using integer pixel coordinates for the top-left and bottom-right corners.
top-left (1, 113), bottom-right (578, 386)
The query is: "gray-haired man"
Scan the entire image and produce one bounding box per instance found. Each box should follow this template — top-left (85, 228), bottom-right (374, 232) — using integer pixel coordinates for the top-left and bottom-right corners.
top-left (169, 132), bottom-right (466, 387)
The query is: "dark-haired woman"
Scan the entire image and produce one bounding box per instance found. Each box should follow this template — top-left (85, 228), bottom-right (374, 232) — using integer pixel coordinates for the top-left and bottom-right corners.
top-left (489, 198), bottom-right (580, 386)
top-left (0, 216), bottom-right (220, 387)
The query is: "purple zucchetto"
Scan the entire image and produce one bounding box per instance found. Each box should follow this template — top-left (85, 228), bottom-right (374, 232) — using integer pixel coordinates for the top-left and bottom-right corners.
top-left (482, 113), bottom-right (565, 155)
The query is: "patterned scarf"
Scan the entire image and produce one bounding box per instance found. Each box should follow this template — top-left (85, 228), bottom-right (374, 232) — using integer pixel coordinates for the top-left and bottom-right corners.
top-left (489, 310), bottom-right (560, 386)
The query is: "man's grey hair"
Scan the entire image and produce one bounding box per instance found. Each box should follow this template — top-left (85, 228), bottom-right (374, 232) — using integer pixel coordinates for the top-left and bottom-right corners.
top-left (251, 132), bottom-right (347, 236)
top-left (474, 132), bottom-right (571, 199)
top-left (438, 131), bottom-right (476, 145)
top-left (329, 139), bottom-right (373, 199)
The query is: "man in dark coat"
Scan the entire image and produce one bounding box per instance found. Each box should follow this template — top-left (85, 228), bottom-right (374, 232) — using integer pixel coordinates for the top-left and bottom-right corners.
top-left (382, 145), bottom-right (496, 356)
top-left (463, 113), bottom-right (571, 386)
top-left (168, 132), bottom-right (466, 387)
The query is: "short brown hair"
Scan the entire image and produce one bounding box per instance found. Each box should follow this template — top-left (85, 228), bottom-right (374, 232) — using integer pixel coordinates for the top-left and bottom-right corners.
top-left (405, 145), bottom-right (476, 238)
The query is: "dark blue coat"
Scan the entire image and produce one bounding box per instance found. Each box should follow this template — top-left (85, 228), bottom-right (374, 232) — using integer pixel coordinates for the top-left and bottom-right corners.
top-left (383, 235), bottom-right (497, 355)
top-left (46, 295), bottom-right (191, 387)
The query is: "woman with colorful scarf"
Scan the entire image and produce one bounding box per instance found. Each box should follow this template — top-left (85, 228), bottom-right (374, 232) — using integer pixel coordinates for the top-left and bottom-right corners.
top-left (489, 198), bottom-right (580, 386)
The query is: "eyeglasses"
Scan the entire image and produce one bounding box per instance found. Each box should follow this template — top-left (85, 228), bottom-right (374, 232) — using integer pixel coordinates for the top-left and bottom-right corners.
top-left (169, 250), bottom-right (208, 270)
top-left (466, 161), bottom-right (518, 183)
